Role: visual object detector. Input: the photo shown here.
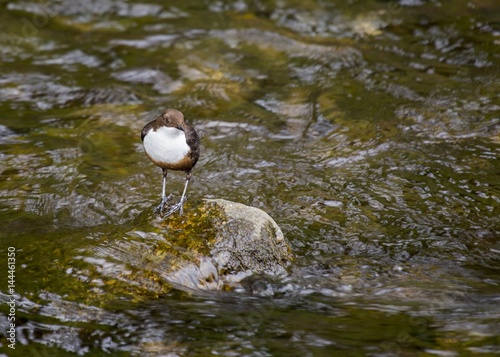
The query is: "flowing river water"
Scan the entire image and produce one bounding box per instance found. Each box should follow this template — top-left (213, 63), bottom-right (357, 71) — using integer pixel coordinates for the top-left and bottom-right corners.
top-left (0, 0), bottom-right (499, 356)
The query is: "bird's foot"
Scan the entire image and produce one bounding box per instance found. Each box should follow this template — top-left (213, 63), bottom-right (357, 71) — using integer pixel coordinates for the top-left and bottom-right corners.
top-left (162, 196), bottom-right (187, 217)
top-left (153, 194), bottom-right (172, 215)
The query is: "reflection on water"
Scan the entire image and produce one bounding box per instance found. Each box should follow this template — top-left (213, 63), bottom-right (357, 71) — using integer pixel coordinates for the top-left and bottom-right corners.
top-left (0, 0), bottom-right (499, 355)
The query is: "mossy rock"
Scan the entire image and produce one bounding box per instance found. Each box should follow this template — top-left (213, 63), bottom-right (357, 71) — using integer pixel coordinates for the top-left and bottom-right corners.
top-left (110, 199), bottom-right (293, 293)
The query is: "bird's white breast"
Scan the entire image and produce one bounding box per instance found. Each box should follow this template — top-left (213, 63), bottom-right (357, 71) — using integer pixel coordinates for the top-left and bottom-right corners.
top-left (143, 126), bottom-right (190, 164)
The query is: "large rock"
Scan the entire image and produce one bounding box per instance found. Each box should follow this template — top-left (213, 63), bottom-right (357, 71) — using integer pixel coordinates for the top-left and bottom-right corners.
top-left (92, 199), bottom-right (293, 294)
top-left (167, 199), bottom-right (293, 291)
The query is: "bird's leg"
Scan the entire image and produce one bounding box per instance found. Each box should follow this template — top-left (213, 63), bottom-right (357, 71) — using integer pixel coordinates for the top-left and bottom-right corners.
top-left (177, 172), bottom-right (191, 214)
top-left (154, 169), bottom-right (172, 215)
top-left (164, 171), bottom-right (191, 217)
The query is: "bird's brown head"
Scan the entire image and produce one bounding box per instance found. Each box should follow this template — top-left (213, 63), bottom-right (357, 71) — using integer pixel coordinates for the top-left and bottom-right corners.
top-left (160, 109), bottom-right (185, 128)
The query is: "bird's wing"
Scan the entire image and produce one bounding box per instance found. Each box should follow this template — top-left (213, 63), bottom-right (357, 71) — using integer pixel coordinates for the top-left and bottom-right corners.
top-left (141, 121), bottom-right (154, 141)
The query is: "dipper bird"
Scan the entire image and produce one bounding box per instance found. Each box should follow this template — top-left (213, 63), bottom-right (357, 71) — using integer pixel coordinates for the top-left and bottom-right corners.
top-left (141, 109), bottom-right (200, 216)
